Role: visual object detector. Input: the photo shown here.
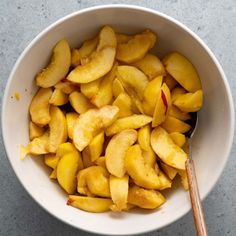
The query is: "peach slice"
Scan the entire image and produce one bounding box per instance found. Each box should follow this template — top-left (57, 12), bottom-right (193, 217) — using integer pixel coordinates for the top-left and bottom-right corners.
top-left (173, 90), bottom-right (203, 112)
top-left (137, 125), bottom-right (151, 152)
top-left (143, 76), bottom-right (163, 116)
top-left (67, 195), bottom-right (112, 213)
top-left (105, 129), bottom-right (137, 177)
top-left (20, 131), bottom-right (49, 159)
top-left (77, 166), bottom-right (110, 197)
top-left (125, 144), bottom-right (170, 189)
top-left (160, 162), bottom-right (178, 180)
top-left (112, 93), bottom-right (133, 118)
top-left (57, 150), bottom-right (82, 194)
top-left (71, 37), bottom-right (98, 67)
top-left (36, 39), bottom-right (71, 88)
top-left (161, 116), bottom-right (191, 133)
top-left (73, 105), bottom-right (119, 151)
top-left (105, 114), bottom-right (152, 136)
top-left (116, 30), bottom-right (156, 63)
top-left (88, 131), bottom-right (104, 162)
top-left (117, 65), bottom-right (148, 100)
top-left (112, 78), bottom-right (125, 98)
top-left (132, 53), bottom-right (165, 79)
top-left (151, 127), bottom-right (187, 170)
top-left (163, 52), bottom-right (202, 92)
top-left (69, 91), bottom-right (94, 114)
top-left (169, 105), bottom-right (191, 121)
top-left (80, 78), bottom-right (101, 99)
top-left (109, 175), bottom-right (129, 211)
top-left (67, 26), bottom-right (116, 83)
top-left (66, 112), bottom-right (79, 140)
top-left (47, 106), bottom-right (67, 153)
top-left (91, 63), bottom-right (117, 107)
top-left (29, 121), bottom-right (45, 140)
top-left (169, 132), bottom-right (186, 148)
top-left (44, 153), bottom-right (59, 169)
top-left (54, 80), bottom-right (77, 94)
top-left (128, 185), bottom-right (166, 209)
top-left (49, 88), bottom-right (68, 106)
top-left (152, 83), bottom-right (171, 127)
top-left (29, 88), bottom-right (52, 127)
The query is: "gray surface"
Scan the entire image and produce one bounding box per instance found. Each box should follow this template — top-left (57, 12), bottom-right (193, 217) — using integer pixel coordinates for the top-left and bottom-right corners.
top-left (0, 0), bottom-right (235, 235)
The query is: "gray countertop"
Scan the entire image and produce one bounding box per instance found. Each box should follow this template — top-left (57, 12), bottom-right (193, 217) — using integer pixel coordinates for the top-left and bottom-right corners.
top-left (0, 0), bottom-right (236, 235)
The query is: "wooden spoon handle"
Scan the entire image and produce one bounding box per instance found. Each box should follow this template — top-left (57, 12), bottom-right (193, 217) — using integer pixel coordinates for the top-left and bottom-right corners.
top-left (186, 159), bottom-right (208, 236)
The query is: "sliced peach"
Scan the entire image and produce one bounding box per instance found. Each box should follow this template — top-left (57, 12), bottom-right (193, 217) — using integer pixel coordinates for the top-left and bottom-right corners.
top-left (66, 112), bottom-right (79, 140)
top-left (105, 129), bottom-right (137, 177)
top-left (169, 105), bottom-right (191, 121)
top-left (68, 47), bottom-right (115, 84)
top-left (143, 76), bottom-right (163, 116)
top-left (151, 127), bottom-right (187, 170)
top-left (112, 93), bottom-right (133, 118)
top-left (67, 26), bottom-right (116, 83)
top-left (29, 121), bottom-right (45, 140)
top-left (137, 125), bottom-right (151, 151)
top-left (47, 106), bottom-right (67, 153)
top-left (44, 153), bottom-right (59, 169)
top-left (67, 195), bottom-right (112, 213)
top-left (77, 167), bottom-right (93, 195)
top-left (163, 52), bottom-right (201, 92)
top-left (142, 147), bottom-right (157, 168)
top-left (97, 25), bottom-right (117, 50)
top-left (88, 131), bottom-right (104, 162)
top-left (173, 90), bottom-right (203, 112)
top-left (69, 91), bottom-right (94, 114)
top-left (109, 175), bottom-right (129, 211)
top-left (54, 80), bottom-right (77, 94)
top-left (116, 30), bottom-right (156, 63)
top-left (178, 170), bottom-right (189, 190)
top-left (73, 105), bottom-right (119, 151)
top-left (161, 116), bottom-right (191, 133)
top-left (117, 66), bottom-right (148, 100)
top-left (36, 39), bottom-right (71, 88)
top-left (49, 88), bottom-right (68, 106)
top-left (128, 185), bottom-right (166, 209)
top-left (125, 144), bottom-right (169, 189)
top-left (91, 63), bottom-right (117, 107)
top-left (29, 88), bottom-right (52, 127)
top-left (57, 151), bottom-right (82, 194)
top-left (80, 78), bottom-right (101, 99)
top-left (20, 131), bottom-right (49, 159)
top-left (160, 162), bottom-right (178, 180)
top-left (169, 132), bottom-right (186, 148)
top-left (77, 166), bottom-right (110, 197)
top-left (112, 78), bottom-right (125, 98)
top-left (56, 142), bottom-right (84, 170)
top-left (171, 87), bottom-right (187, 101)
top-left (132, 53), bottom-right (165, 79)
top-left (105, 114), bottom-right (152, 136)
top-left (71, 37), bottom-right (98, 67)
top-left (152, 83), bottom-right (171, 127)
top-left (86, 166), bottom-right (110, 197)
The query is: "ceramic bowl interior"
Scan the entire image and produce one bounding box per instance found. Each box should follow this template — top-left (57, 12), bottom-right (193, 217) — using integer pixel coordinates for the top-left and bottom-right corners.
top-left (2, 5), bottom-right (234, 235)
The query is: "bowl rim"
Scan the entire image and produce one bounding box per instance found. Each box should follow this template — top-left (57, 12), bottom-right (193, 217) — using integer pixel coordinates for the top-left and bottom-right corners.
top-left (1, 4), bottom-right (235, 235)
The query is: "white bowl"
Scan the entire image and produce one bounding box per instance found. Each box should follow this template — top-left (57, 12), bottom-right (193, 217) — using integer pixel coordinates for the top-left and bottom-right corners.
top-left (2, 5), bottom-right (234, 235)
